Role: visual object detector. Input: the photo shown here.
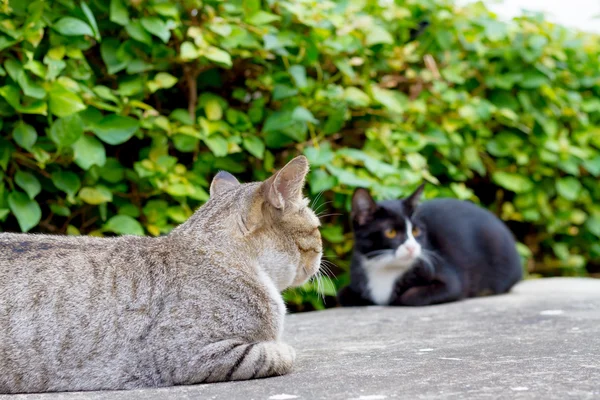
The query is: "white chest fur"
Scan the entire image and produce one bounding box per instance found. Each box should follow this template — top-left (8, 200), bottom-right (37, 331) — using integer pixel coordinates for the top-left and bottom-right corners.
top-left (363, 218), bottom-right (421, 305)
top-left (256, 268), bottom-right (286, 340)
top-left (364, 256), bottom-right (412, 305)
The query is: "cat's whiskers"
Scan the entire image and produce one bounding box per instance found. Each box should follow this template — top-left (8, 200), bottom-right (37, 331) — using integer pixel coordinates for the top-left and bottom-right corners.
top-left (364, 249), bottom-right (395, 260)
top-left (310, 191), bottom-right (325, 210)
top-left (320, 259), bottom-right (337, 277)
top-left (312, 259), bottom-right (337, 302)
top-left (418, 248), bottom-right (441, 276)
top-left (316, 213), bottom-right (343, 219)
top-left (313, 200), bottom-right (332, 215)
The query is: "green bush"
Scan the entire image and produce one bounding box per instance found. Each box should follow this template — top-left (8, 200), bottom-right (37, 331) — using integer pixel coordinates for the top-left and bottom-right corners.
top-left (1, 0), bottom-right (599, 310)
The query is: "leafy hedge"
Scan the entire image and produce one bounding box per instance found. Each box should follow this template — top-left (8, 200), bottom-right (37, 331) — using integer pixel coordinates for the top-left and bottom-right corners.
top-left (1, 0), bottom-right (599, 310)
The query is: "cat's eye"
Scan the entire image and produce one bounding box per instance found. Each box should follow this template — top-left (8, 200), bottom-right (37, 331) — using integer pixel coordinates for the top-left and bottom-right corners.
top-left (412, 227), bottom-right (421, 236)
top-left (384, 228), bottom-right (397, 239)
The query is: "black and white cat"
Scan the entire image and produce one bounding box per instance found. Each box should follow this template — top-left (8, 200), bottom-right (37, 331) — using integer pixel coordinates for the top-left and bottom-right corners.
top-left (337, 185), bottom-right (523, 307)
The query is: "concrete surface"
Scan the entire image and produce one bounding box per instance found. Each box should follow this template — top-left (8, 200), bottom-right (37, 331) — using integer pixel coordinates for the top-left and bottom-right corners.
top-left (3, 277), bottom-right (600, 400)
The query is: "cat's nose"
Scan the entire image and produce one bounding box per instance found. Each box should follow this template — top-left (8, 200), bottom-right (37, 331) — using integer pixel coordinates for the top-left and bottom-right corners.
top-left (406, 245), bottom-right (416, 255)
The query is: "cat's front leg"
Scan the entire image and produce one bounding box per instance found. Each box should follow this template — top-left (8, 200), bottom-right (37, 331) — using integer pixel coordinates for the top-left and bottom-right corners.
top-left (393, 269), bottom-right (462, 306)
top-left (175, 339), bottom-right (296, 385)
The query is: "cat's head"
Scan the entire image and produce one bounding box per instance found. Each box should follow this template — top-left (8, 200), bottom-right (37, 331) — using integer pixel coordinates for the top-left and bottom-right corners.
top-left (209, 156), bottom-right (322, 291)
top-left (351, 185), bottom-right (427, 270)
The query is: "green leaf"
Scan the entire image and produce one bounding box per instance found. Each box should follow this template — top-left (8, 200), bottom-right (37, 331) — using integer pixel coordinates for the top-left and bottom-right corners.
top-left (0, 139), bottom-right (14, 171)
top-left (246, 11), bottom-right (281, 25)
top-left (173, 135), bottom-right (199, 153)
top-left (243, 0), bottom-right (261, 15)
top-left (49, 84), bottom-right (86, 117)
top-left (0, 84), bottom-right (20, 110)
top-left (167, 206), bottom-right (188, 223)
top-left (99, 158), bottom-right (125, 183)
top-left (204, 98), bottom-right (223, 121)
top-left (586, 215), bottom-right (600, 238)
top-left (243, 136), bottom-right (265, 159)
top-left (49, 114), bottom-right (84, 148)
top-left (326, 165), bottom-right (372, 188)
top-left (15, 171), bottom-right (41, 199)
top-left (50, 204), bottom-right (71, 217)
top-left (371, 86), bottom-right (404, 113)
top-left (79, 186), bottom-right (113, 205)
top-left (141, 17), bottom-right (170, 43)
top-left (273, 85), bottom-right (298, 100)
top-left (152, 3), bottom-right (179, 17)
top-left (344, 87), bottom-right (370, 107)
top-left (51, 170), bottom-right (81, 197)
top-left (101, 38), bottom-right (128, 74)
top-left (366, 25), bottom-right (394, 46)
top-left (81, 1), bottom-right (100, 40)
top-left (18, 73), bottom-right (45, 99)
top-left (519, 71), bottom-right (549, 89)
top-left (486, 132), bottom-right (523, 157)
top-left (204, 47), bottom-right (232, 67)
top-left (126, 20), bottom-right (153, 45)
top-left (110, 0), bottom-right (130, 25)
top-left (12, 121), bottom-right (37, 150)
top-left (308, 169), bottom-right (336, 194)
top-left (292, 106), bottom-right (318, 124)
top-left (92, 115), bottom-right (140, 145)
top-left (556, 177), bottom-right (582, 201)
top-left (289, 65), bottom-right (307, 88)
top-left (147, 72), bottom-right (178, 93)
top-left (492, 172), bottom-right (534, 193)
top-left (324, 106), bottom-right (347, 134)
top-left (204, 135), bottom-right (229, 157)
top-left (8, 192), bottom-right (42, 232)
top-left (304, 143), bottom-right (334, 166)
top-left (320, 225), bottom-right (345, 244)
top-left (54, 17), bottom-right (94, 36)
top-left (584, 156), bottom-right (600, 177)
top-left (72, 136), bottom-right (106, 170)
top-left (104, 215), bottom-right (144, 236)
top-left (479, 19), bottom-right (508, 41)
top-left (180, 42), bottom-right (200, 60)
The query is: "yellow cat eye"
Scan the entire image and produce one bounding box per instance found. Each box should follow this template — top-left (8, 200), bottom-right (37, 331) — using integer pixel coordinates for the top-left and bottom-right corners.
top-left (384, 229), bottom-right (397, 239)
top-left (412, 227), bottom-right (421, 236)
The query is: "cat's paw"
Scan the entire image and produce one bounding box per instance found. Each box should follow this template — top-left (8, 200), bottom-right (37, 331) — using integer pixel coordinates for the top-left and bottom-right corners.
top-left (278, 342), bottom-right (296, 367)
top-left (399, 286), bottom-right (432, 306)
top-left (262, 341), bottom-right (295, 377)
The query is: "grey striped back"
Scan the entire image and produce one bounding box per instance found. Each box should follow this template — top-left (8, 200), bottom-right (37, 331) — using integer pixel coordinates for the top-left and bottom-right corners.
top-left (0, 156), bottom-right (322, 393)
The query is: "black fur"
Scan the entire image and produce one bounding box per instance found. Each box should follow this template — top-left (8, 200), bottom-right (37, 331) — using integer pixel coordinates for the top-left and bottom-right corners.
top-left (338, 186), bottom-right (523, 307)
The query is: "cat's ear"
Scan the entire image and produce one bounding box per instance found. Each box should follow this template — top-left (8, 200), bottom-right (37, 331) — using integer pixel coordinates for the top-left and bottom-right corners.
top-left (403, 183), bottom-right (425, 216)
top-left (352, 188), bottom-right (377, 226)
top-left (263, 155), bottom-right (309, 210)
top-left (210, 171), bottom-right (240, 197)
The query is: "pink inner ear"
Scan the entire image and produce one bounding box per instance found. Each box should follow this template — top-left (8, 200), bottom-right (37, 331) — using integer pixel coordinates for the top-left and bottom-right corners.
top-left (264, 156), bottom-right (309, 210)
top-left (210, 171), bottom-right (240, 197)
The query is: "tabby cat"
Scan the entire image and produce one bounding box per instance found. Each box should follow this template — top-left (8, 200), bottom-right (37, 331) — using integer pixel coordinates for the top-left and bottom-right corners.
top-left (0, 155), bottom-right (322, 394)
top-left (338, 185), bottom-right (522, 307)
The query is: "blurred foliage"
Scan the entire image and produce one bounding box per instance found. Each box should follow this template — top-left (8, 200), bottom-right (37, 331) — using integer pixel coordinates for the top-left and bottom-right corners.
top-left (0, 0), bottom-right (599, 311)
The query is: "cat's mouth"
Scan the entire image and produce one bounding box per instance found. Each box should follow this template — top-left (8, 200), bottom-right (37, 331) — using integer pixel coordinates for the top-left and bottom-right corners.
top-left (291, 251), bottom-right (322, 287)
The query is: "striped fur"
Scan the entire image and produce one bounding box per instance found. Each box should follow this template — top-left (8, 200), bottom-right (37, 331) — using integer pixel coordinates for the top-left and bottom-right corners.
top-left (0, 156), bottom-right (321, 394)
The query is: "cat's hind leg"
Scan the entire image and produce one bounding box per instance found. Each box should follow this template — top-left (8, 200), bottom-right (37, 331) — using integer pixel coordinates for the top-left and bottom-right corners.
top-left (395, 268), bottom-right (462, 306)
top-left (176, 339), bottom-right (296, 385)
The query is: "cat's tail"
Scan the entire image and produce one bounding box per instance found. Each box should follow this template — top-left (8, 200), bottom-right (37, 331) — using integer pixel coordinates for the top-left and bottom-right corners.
top-left (185, 340), bottom-right (296, 384)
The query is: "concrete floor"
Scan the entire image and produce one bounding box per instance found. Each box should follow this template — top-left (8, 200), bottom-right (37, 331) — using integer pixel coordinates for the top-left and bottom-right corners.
top-left (4, 278), bottom-right (600, 400)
